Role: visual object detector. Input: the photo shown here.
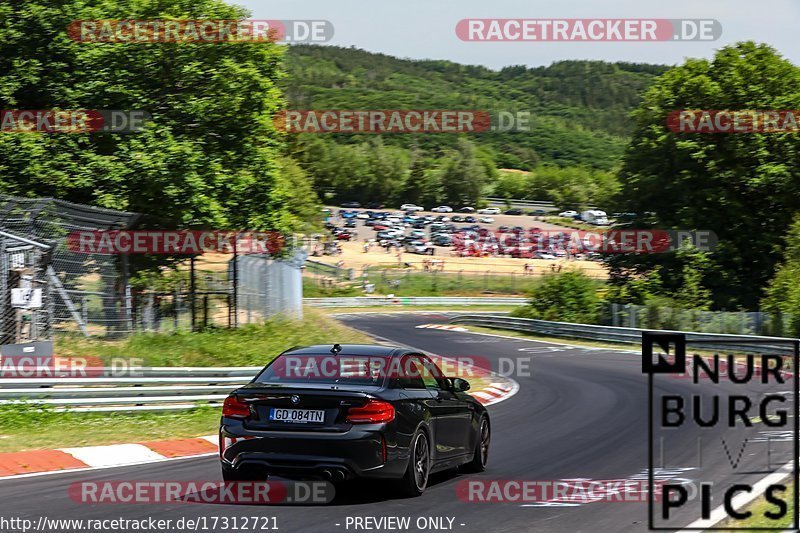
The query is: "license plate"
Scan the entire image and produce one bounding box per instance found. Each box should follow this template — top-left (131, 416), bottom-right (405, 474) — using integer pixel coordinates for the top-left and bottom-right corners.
top-left (269, 408), bottom-right (325, 424)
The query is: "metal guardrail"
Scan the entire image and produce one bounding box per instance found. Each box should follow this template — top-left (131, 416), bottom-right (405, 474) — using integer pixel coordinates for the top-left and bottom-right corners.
top-left (304, 297), bottom-right (527, 307)
top-left (305, 259), bottom-right (352, 280)
top-left (0, 367), bottom-right (261, 412)
top-left (449, 315), bottom-right (798, 354)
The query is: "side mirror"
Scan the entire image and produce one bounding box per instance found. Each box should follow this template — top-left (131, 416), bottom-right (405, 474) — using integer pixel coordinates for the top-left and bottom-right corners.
top-left (451, 378), bottom-right (470, 392)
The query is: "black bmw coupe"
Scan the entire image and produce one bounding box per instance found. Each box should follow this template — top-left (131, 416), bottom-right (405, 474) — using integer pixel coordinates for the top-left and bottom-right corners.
top-left (219, 344), bottom-right (490, 496)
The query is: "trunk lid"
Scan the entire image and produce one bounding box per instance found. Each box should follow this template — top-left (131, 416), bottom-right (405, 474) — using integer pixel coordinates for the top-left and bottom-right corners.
top-left (232, 383), bottom-right (382, 432)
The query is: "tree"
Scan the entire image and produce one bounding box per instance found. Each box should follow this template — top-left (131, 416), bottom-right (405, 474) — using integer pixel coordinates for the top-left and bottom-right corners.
top-left (0, 0), bottom-right (296, 231)
top-left (437, 138), bottom-right (489, 205)
top-left (513, 271), bottom-right (601, 323)
top-left (673, 246), bottom-right (713, 310)
top-left (613, 42), bottom-right (800, 309)
top-left (604, 267), bottom-right (665, 305)
top-left (401, 152), bottom-right (440, 206)
top-left (762, 215), bottom-right (800, 334)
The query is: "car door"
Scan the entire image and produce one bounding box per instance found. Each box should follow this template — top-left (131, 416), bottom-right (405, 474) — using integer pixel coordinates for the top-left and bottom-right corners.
top-left (416, 355), bottom-right (474, 460)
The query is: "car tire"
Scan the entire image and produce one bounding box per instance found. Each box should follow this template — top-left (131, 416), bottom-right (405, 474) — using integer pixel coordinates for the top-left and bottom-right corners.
top-left (397, 429), bottom-right (431, 497)
top-left (462, 416), bottom-right (490, 473)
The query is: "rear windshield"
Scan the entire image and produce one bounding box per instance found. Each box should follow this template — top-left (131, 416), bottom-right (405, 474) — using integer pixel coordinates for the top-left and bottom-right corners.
top-left (255, 354), bottom-right (391, 386)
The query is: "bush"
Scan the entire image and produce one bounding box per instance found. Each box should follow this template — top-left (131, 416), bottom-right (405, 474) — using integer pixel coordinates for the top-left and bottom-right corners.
top-left (512, 271), bottom-right (601, 323)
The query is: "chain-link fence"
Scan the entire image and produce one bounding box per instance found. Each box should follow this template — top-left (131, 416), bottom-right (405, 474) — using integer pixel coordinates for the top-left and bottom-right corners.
top-left (0, 230), bottom-right (53, 344)
top-left (302, 264), bottom-right (590, 297)
top-left (601, 302), bottom-right (792, 336)
top-left (237, 252), bottom-right (305, 324)
top-left (0, 196), bottom-right (304, 342)
top-left (0, 195), bottom-right (139, 340)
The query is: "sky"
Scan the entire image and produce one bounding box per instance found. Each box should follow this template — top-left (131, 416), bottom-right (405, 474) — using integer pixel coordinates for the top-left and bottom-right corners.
top-left (232, 0), bottom-right (799, 69)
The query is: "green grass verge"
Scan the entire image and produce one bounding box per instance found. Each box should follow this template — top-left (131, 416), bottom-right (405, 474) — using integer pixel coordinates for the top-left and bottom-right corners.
top-left (304, 271), bottom-right (546, 297)
top-left (0, 404), bottom-right (221, 453)
top-left (719, 483), bottom-right (794, 530)
top-left (316, 305), bottom-right (521, 314)
top-left (56, 308), bottom-right (374, 367)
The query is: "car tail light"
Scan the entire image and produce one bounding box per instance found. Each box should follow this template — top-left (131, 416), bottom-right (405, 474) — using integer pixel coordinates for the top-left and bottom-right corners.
top-left (222, 395), bottom-right (250, 418)
top-left (346, 399), bottom-right (395, 424)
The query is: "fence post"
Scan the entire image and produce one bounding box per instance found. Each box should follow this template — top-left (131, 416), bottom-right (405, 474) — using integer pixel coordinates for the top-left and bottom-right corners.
top-left (232, 237), bottom-right (238, 328)
top-left (190, 256), bottom-right (196, 332)
top-left (174, 288), bottom-right (180, 331)
top-left (0, 238), bottom-right (7, 344)
top-left (121, 255), bottom-right (133, 334)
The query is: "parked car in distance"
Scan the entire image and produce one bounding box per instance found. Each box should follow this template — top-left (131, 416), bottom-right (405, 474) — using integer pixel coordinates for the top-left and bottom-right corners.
top-left (451, 215), bottom-right (464, 223)
top-left (534, 251), bottom-right (557, 260)
top-left (344, 219), bottom-right (357, 228)
top-left (431, 206), bottom-right (453, 213)
top-left (477, 207), bottom-right (501, 215)
top-left (341, 201), bottom-right (361, 208)
top-left (558, 210), bottom-right (580, 219)
top-left (478, 217), bottom-right (494, 223)
top-left (464, 216), bottom-right (477, 223)
top-left (527, 209), bottom-right (548, 216)
top-left (405, 240), bottom-right (434, 255)
top-left (498, 225), bottom-right (510, 232)
top-left (357, 212), bottom-right (371, 219)
top-left (580, 210), bottom-right (609, 226)
top-left (504, 208), bottom-right (523, 215)
top-left (409, 229), bottom-right (426, 239)
top-left (401, 204), bottom-right (424, 212)
top-left (431, 234), bottom-right (452, 246)
top-left (458, 207), bottom-right (475, 213)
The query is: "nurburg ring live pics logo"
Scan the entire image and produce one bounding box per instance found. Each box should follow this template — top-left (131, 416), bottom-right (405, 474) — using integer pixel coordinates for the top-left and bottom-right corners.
top-left (643, 332), bottom-right (799, 530)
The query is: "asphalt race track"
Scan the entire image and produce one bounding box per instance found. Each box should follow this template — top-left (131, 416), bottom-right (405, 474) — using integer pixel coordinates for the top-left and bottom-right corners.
top-left (0, 312), bottom-right (792, 533)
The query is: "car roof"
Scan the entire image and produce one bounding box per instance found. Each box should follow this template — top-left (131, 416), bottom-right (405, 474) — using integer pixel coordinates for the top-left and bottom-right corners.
top-left (282, 344), bottom-right (410, 357)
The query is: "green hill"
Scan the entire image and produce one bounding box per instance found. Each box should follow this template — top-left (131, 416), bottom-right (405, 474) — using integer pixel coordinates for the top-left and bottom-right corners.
top-left (284, 45), bottom-right (669, 171)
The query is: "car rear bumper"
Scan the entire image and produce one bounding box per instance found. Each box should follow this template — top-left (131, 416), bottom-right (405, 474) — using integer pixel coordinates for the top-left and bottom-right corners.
top-left (220, 425), bottom-right (407, 480)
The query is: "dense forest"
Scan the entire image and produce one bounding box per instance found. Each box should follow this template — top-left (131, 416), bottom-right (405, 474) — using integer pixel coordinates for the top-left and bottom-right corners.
top-left (283, 45), bottom-right (669, 206)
